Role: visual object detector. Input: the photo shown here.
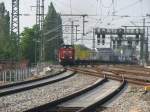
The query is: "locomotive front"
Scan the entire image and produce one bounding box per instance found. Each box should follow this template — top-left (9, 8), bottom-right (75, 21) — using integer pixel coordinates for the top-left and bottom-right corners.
top-left (58, 45), bottom-right (75, 65)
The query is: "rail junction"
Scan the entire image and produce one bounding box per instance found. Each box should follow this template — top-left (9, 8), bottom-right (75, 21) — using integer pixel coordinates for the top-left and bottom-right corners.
top-left (15, 65), bottom-right (148, 112)
top-left (0, 65), bottom-right (149, 112)
top-left (0, 0), bottom-right (150, 112)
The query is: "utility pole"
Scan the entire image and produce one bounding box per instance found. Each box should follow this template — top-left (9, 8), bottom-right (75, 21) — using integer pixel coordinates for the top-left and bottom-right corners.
top-left (143, 18), bottom-right (149, 64)
top-left (36, 0), bottom-right (41, 29)
top-left (146, 27), bottom-right (149, 63)
top-left (75, 25), bottom-right (78, 41)
top-left (143, 18), bottom-right (145, 64)
top-left (41, 0), bottom-right (45, 62)
top-left (82, 15), bottom-right (87, 36)
top-left (36, 0), bottom-right (45, 63)
top-left (92, 28), bottom-right (96, 60)
top-left (71, 21), bottom-right (74, 45)
top-left (61, 14), bottom-right (88, 36)
top-left (11, 0), bottom-right (20, 61)
top-left (35, 0), bottom-right (40, 64)
top-left (61, 14), bottom-right (87, 45)
top-left (93, 28), bottom-right (95, 50)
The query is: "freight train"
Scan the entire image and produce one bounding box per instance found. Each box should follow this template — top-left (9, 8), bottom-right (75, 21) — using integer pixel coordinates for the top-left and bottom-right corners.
top-left (58, 45), bottom-right (137, 65)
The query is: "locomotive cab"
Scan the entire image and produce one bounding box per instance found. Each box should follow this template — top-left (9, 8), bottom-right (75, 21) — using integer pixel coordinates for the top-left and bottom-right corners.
top-left (58, 45), bottom-right (75, 65)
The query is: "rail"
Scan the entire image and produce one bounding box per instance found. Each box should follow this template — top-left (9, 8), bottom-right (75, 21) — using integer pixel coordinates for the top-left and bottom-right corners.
top-left (0, 70), bottom-right (75, 97)
top-left (24, 67), bottom-right (147, 112)
top-left (76, 80), bottom-right (126, 112)
top-left (69, 67), bottom-right (150, 86)
top-left (25, 77), bottom-right (107, 112)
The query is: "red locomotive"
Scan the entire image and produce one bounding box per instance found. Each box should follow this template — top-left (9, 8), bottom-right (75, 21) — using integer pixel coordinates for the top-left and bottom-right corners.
top-left (58, 45), bottom-right (75, 65)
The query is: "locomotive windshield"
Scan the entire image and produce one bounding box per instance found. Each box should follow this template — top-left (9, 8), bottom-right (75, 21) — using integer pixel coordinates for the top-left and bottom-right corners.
top-left (62, 45), bottom-right (74, 48)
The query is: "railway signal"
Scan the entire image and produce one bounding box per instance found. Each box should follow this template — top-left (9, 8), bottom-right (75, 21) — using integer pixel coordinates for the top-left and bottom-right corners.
top-left (102, 34), bottom-right (105, 45)
top-left (135, 34), bottom-right (139, 45)
top-left (97, 34), bottom-right (100, 45)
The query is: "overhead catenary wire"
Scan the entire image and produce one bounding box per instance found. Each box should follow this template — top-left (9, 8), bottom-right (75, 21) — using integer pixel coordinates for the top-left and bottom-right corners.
top-left (70, 0), bottom-right (72, 15)
top-left (18, 0), bottom-right (148, 30)
top-left (114, 0), bottom-right (142, 14)
top-left (51, 0), bottom-right (85, 14)
top-left (11, 0), bottom-right (150, 40)
top-left (43, 20), bottom-right (69, 36)
top-left (101, 0), bottom-right (113, 8)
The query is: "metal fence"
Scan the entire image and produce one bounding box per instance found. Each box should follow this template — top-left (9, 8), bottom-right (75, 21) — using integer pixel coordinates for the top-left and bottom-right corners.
top-left (0, 63), bottom-right (51, 84)
top-left (0, 68), bottom-right (33, 84)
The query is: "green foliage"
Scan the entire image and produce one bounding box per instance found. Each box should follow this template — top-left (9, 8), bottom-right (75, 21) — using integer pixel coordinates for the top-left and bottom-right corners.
top-left (0, 2), bottom-right (14, 60)
top-left (0, 2), bottom-right (64, 63)
top-left (20, 26), bottom-right (39, 64)
top-left (43, 2), bottom-right (64, 62)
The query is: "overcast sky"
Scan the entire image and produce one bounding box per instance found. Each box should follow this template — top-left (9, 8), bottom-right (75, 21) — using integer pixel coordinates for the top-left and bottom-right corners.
top-left (0, 0), bottom-right (150, 47)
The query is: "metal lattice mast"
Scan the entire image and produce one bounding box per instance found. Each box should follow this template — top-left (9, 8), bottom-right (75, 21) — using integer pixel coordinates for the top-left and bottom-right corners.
top-left (11, 0), bottom-right (20, 60)
top-left (36, 0), bottom-right (41, 29)
top-left (36, 0), bottom-right (45, 62)
top-left (35, 0), bottom-right (40, 64)
top-left (41, 0), bottom-right (44, 30)
top-left (41, 0), bottom-right (45, 62)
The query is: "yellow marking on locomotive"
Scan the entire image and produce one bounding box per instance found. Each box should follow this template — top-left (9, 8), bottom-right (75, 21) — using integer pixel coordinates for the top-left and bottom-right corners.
top-left (144, 86), bottom-right (150, 91)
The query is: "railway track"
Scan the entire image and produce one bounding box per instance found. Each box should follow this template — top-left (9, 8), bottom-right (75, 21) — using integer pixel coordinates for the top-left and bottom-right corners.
top-left (3, 66), bottom-right (148, 112)
top-left (24, 78), bottom-right (107, 112)
top-left (57, 80), bottom-right (125, 112)
top-left (82, 66), bottom-right (150, 84)
top-left (94, 65), bottom-right (150, 82)
top-left (0, 70), bottom-right (75, 97)
top-left (110, 65), bottom-right (150, 72)
top-left (101, 67), bottom-right (150, 77)
top-left (70, 67), bottom-right (150, 86)
top-left (25, 68), bottom-right (125, 112)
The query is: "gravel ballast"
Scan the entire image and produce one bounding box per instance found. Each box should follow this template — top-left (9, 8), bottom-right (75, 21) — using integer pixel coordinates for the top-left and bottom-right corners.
top-left (98, 85), bottom-right (150, 112)
top-left (0, 73), bottom-right (98, 112)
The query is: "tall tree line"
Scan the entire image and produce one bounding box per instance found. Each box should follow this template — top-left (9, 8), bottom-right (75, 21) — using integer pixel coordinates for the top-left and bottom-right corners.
top-left (0, 2), bottom-right (16, 60)
top-left (0, 2), bottom-right (64, 64)
top-left (21, 2), bottom-right (64, 64)
top-left (44, 2), bottom-right (64, 62)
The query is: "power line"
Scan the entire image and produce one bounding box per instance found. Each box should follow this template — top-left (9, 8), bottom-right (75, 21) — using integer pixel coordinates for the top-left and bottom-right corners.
top-left (69, 0), bottom-right (72, 15)
top-left (115, 0), bottom-right (141, 14)
top-left (112, 0), bottom-right (115, 16)
top-left (101, 0), bottom-right (113, 8)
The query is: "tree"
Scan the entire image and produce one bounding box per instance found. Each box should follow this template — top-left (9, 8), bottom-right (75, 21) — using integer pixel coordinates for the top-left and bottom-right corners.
top-left (20, 26), bottom-right (39, 64)
top-left (43, 2), bottom-right (64, 62)
top-left (0, 2), bottom-right (14, 60)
